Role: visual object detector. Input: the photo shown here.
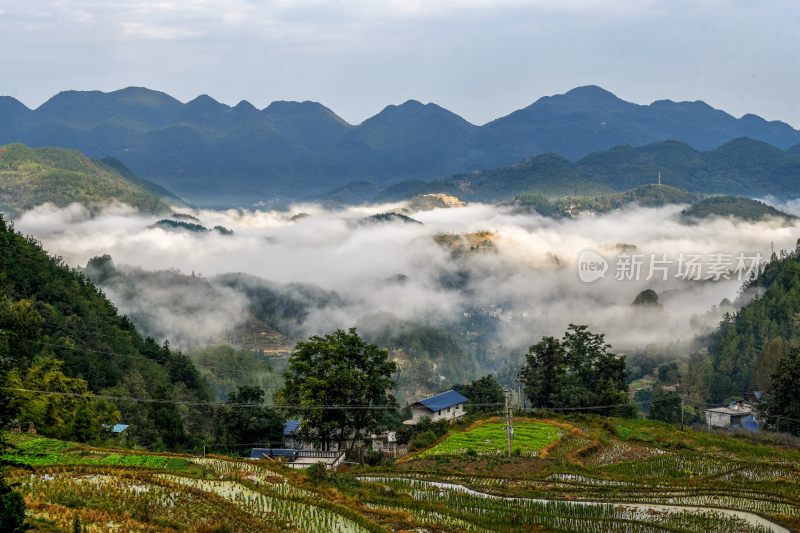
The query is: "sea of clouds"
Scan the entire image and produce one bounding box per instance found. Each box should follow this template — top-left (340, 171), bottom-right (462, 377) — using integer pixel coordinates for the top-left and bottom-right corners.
top-left (13, 201), bottom-right (800, 356)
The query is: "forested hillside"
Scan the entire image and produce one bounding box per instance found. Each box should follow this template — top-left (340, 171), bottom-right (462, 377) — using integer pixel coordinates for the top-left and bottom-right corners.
top-left (681, 196), bottom-right (795, 222)
top-left (373, 138), bottom-right (800, 202)
top-left (697, 247), bottom-right (800, 433)
top-left (0, 144), bottom-right (171, 215)
top-left (0, 215), bottom-right (212, 450)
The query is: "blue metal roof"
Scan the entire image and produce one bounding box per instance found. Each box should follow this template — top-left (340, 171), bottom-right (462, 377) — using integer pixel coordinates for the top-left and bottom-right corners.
top-left (250, 448), bottom-right (297, 459)
top-left (283, 419), bottom-right (301, 437)
top-left (111, 424), bottom-right (129, 434)
top-left (414, 390), bottom-right (468, 412)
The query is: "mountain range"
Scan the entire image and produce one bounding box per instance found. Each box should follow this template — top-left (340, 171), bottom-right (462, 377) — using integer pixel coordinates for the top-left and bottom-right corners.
top-left (322, 138), bottom-right (800, 203)
top-left (2, 85), bottom-right (800, 206)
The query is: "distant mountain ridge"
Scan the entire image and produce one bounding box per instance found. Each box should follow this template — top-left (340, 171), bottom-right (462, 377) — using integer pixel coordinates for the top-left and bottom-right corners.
top-left (358, 138), bottom-right (800, 203)
top-left (1, 85), bottom-right (799, 206)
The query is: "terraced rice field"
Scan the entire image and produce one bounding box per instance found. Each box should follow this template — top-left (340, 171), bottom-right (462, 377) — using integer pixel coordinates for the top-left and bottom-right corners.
top-left (6, 416), bottom-right (800, 532)
top-left (416, 420), bottom-right (564, 457)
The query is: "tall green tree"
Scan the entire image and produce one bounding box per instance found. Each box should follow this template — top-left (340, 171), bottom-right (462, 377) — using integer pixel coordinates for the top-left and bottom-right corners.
top-left (521, 325), bottom-right (633, 417)
top-left (453, 375), bottom-right (505, 415)
top-left (0, 303), bottom-right (30, 531)
top-left (763, 349), bottom-right (800, 435)
top-left (279, 328), bottom-right (397, 450)
top-left (221, 386), bottom-right (283, 449)
top-left (520, 336), bottom-right (564, 408)
top-left (649, 388), bottom-right (682, 424)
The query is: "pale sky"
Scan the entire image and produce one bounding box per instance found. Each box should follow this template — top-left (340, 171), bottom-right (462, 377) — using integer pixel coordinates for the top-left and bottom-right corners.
top-left (1, 0), bottom-right (799, 126)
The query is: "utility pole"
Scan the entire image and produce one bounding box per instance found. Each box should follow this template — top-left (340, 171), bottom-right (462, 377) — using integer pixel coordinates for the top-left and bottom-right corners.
top-left (504, 388), bottom-right (514, 458)
top-left (680, 396), bottom-right (685, 431)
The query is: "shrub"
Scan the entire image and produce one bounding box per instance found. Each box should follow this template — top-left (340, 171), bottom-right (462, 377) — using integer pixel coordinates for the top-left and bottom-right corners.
top-left (305, 462), bottom-right (328, 483)
top-left (363, 449), bottom-right (385, 466)
top-left (409, 430), bottom-right (438, 450)
top-left (0, 482), bottom-right (25, 533)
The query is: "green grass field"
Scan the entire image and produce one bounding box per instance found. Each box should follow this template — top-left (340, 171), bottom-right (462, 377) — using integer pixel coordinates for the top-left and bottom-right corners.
top-left (3, 436), bottom-right (193, 471)
top-left (417, 420), bottom-right (563, 457)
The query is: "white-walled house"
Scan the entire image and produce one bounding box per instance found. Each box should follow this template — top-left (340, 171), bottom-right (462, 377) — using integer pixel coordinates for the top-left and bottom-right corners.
top-left (404, 390), bottom-right (468, 425)
top-left (705, 401), bottom-right (757, 431)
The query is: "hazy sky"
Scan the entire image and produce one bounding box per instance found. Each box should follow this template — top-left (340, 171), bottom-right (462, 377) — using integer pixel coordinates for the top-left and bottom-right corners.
top-left (1, 0), bottom-right (799, 126)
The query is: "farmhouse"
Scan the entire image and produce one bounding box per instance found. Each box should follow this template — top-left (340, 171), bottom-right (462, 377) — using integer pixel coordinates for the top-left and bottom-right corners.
top-left (404, 389), bottom-right (468, 425)
top-left (283, 419), bottom-right (303, 449)
top-left (249, 448), bottom-right (346, 469)
top-left (705, 401), bottom-right (757, 431)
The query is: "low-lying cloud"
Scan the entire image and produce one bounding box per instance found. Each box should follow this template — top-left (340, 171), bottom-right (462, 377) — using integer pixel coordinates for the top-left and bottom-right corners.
top-left (13, 201), bottom-right (800, 361)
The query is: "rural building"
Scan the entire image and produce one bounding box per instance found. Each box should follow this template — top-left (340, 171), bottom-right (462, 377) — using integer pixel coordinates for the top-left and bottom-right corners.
top-left (110, 423), bottom-right (129, 434)
top-left (404, 389), bottom-right (468, 425)
top-left (705, 401), bottom-right (757, 431)
top-left (249, 448), bottom-right (345, 469)
top-left (283, 419), bottom-right (302, 449)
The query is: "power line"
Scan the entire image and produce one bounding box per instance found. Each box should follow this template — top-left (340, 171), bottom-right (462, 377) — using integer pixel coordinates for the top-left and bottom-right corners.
top-left (0, 386), bottom-right (461, 410)
top-left (0, 385), bottom-right (683, 412)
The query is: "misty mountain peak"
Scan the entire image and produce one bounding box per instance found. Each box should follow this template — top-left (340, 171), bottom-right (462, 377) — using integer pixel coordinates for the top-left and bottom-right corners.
top-left (187, 94), bottom-right (226, 107)
top-left (233, 100), bottom-right (258, 113)
top-left (367, 99), bottom-right (474, 128)
top-left (0, 96), bottom-right (31, 121)
top-left (263, 100), bottom-right (348, 124)
top-left (111, 86), bottom-right (181, 105)
top-left (562, 85), bottom-right (621, 102)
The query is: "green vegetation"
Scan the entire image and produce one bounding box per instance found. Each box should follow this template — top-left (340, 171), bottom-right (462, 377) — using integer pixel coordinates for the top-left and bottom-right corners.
top-left (696, 247), bottom-right (800, 430)
top-left (383, 138), bottom-right (800, 203)
top-left (3, 437), bottom-right (192, 470)
top-left (453, 374), bottom-right (505, 416)
top-left (5, 86), bottom-right (800, 204)
top-left (402, 153), bottom-right (614, 201)
top-left (0, 213), bottom-right (214, 449)
top-left (188, 344), bottom-right (283, 401)
top-left (221, 386), bottom-right (283, 451)
top-left (417, 420), bottom-right (562, 457)
top-left (152, 218), bottom-right (235, 234)
top-left (511, 185), bottom-right (795, 223)
top-left (521, 325), bottom-right (634, 417)
top-left (363, 212), bottom-right (422, 224)
top-left (368, 414), bottom-right (800, 531)
top-left (361, 316), bottom-right (479, 405)
top-left (0, 144), bottom-right (170, 214)
top-left (5, 413), bottom-right (800, 532)
top-left (682, 195), bottom-right (794, 221)
top-left (279, 328), bottom-right (398, 450)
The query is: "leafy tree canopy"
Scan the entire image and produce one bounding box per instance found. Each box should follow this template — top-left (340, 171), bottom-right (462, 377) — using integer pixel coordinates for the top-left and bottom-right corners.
top-left (279, 328), bottom-right (397, 450)
top-left (520, 324), bottom-right (634, 417)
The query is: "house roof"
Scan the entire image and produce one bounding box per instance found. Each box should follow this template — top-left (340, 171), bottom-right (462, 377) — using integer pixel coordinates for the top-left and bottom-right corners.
top-left (250, 448), bottom-right (297, 459)
top-left (283, 419), bottom-right (300, 437)
top-left (413, 390), bottom-right (468, 412)
top-left (111, 424), bottom-right (129, 434)
top-left (705, 405), bottom-right (753, 416)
